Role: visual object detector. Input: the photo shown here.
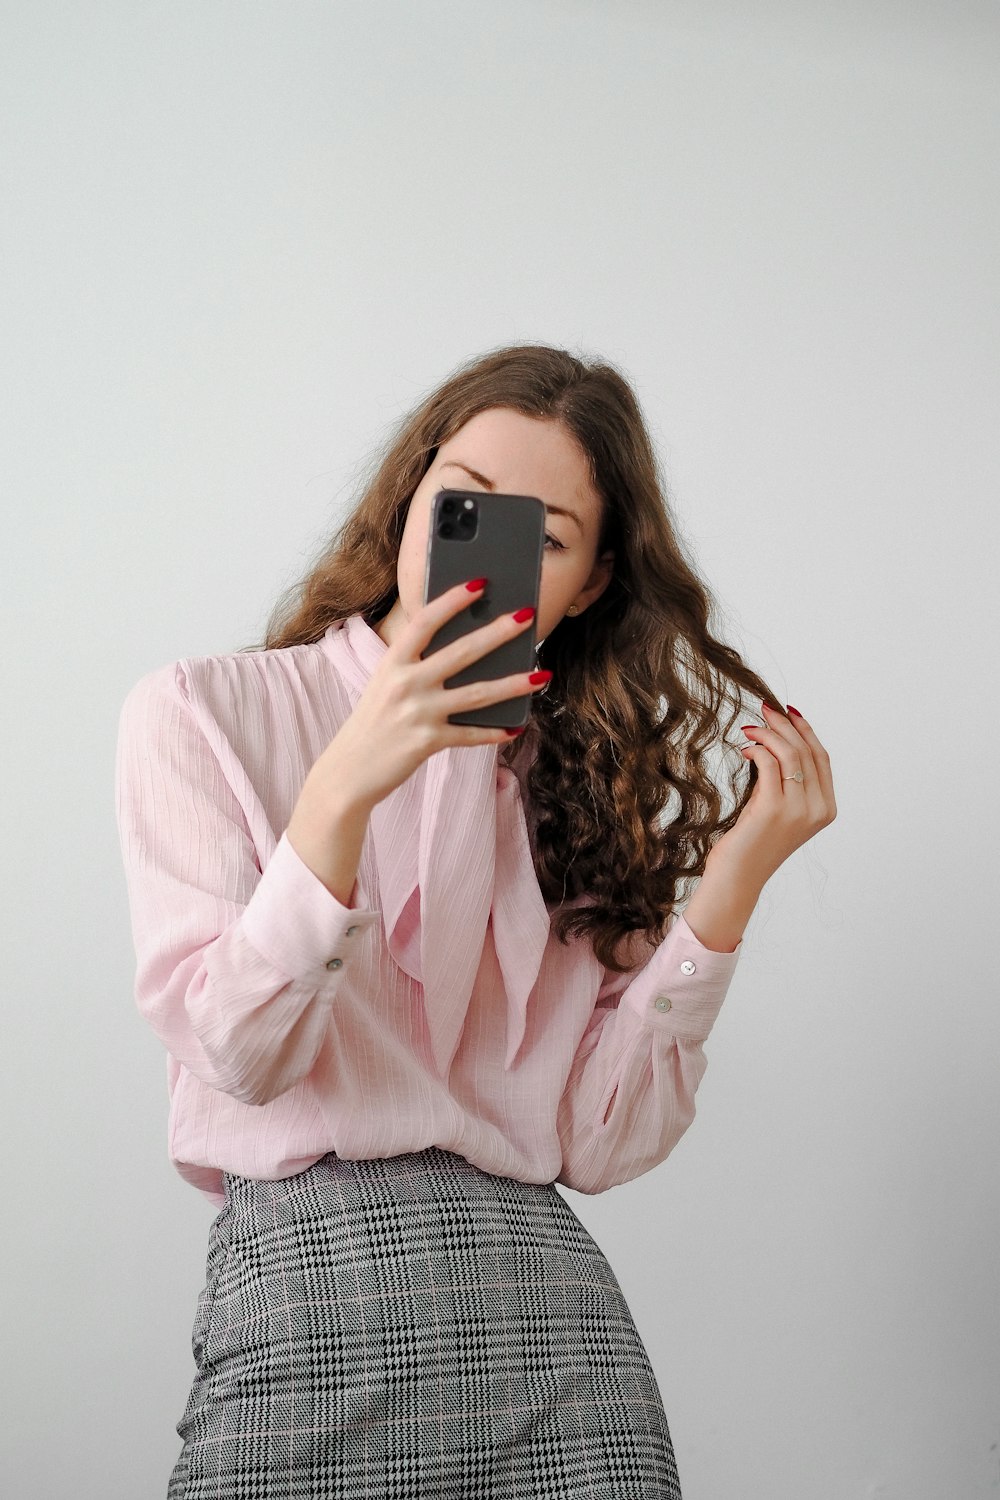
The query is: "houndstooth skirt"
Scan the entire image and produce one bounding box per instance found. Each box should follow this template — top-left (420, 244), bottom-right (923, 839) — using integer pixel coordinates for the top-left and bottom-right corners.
top-left (167, 1146), bottom-right (682, 1499)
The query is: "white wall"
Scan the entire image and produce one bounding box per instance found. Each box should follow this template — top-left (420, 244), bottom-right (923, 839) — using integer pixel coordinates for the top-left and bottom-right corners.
top-left (3, 2), bottom-right (997, 1496)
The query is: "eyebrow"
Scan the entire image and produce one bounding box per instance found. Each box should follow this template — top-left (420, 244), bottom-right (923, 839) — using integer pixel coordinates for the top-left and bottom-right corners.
top-left (440, 461), bottom-right (584, 534)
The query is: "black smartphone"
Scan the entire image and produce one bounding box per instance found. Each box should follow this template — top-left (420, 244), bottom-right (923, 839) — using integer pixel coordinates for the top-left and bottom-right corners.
top-left (420, 486), bottom-right (545, 729)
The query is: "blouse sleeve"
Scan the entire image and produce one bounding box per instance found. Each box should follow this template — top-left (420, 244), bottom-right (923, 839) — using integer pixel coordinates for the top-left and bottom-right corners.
top-left (555, 914), bottom-right (741, 1194)
top-left (114, 661), bottom-right (380, 1107)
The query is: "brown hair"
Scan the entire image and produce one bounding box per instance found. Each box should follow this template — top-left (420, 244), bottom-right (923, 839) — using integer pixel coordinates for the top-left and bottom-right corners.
top-left (240, 343), bottom-right (784, 973)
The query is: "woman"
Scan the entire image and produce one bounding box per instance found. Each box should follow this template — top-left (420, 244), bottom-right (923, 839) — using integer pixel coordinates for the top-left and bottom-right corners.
top-left (115, 343), bottom-right (836, 1498)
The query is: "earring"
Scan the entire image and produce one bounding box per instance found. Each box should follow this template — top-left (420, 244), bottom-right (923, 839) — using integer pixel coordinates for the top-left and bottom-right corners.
top-left (535, 605), bottom-right (578, 652)
top-left (534, 604), bottom-right (578, 681)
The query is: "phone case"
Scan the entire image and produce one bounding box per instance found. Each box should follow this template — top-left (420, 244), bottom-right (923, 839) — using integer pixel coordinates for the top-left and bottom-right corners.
top-left (420, 487), bottom-right (545, 729)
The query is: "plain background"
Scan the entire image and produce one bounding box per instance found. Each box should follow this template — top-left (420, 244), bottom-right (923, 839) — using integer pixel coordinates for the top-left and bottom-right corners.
top-left (3, 2), bottom-right (997, 1496)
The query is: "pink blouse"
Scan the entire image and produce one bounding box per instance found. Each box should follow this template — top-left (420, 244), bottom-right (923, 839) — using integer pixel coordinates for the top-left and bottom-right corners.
top-left (114, 613), bottom-right (742, 1208)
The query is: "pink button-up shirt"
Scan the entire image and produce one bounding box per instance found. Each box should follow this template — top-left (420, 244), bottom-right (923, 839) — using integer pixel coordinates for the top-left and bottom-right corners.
top-left (114, 614), bottom-right (742, 1209)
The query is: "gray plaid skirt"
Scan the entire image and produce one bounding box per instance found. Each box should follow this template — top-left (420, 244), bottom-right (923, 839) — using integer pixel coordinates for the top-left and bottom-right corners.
top-left (167, 1146), bottom-right (682, 1499)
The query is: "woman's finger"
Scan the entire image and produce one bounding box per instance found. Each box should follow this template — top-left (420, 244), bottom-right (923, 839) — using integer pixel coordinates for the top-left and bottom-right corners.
top-left (777, 705), bottom-right (836, 824)
top-left (759, 702), bottom-right (819, 771)
top-left (741, 740), bottom-right (784, 798)
top-left (741, 720), bottom-right (806, 794)
top-left (758, 702), bottom-right (819, 808)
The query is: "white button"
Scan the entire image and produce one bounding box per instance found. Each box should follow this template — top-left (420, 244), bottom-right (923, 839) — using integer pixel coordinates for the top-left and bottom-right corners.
top-left (680, 959), bottom-right (696, 975)
top-left (346, 926), bottom-right (359, 937)
top-left (654, 996), bottom-right (672, 1012)
top-left (325, 957), bottom-right (343, 971)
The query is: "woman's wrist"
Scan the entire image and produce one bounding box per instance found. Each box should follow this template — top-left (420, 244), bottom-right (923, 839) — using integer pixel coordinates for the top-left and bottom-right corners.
top-left (286, 774), bottom-right (374, 908)
top-left (682, 850), bottom-right (767, 953)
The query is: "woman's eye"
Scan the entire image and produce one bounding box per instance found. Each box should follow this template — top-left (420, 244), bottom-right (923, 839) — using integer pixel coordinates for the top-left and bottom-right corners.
top-left (544, 533), bottom-right (565, 551)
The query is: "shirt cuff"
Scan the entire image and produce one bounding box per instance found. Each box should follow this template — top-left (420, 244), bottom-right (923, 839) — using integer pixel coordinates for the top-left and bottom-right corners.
top-left (618, 911), bottom-right (742, 1042)
top-left (240, 829), bottom-right (381, 980)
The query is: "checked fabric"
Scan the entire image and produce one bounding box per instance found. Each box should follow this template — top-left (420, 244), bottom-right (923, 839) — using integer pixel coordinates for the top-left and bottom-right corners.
top-left (167, 1146), bottom-right (682, 1498)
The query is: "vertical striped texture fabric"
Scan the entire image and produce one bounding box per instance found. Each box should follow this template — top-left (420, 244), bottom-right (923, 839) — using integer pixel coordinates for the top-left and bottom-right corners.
top-left (114, 614), bottom-right (743, 1208)
top-left (168, 1146), bottom-right (683, 1499)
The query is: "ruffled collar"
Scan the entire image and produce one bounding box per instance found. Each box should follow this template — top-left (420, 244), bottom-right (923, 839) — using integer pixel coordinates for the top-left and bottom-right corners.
top-left (319, 612), bottom-right (554, 1077)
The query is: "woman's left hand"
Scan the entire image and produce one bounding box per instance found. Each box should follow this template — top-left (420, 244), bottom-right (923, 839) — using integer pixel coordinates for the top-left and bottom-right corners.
top-left (710, 704), bottom-right (837, 883)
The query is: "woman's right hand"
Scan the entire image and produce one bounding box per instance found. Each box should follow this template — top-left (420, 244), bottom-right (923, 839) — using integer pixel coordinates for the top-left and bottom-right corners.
top-left (312, 581), bottom-right (548, 812)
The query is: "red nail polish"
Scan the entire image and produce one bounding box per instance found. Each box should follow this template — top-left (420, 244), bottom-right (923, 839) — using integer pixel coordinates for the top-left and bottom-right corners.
top-left (786, 704), bottom-right (802, 718)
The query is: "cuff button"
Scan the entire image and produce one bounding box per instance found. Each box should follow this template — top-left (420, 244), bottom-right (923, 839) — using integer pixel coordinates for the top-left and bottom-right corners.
top-left (325, 957), bottom-right (343, 971)
top-left (654, 995), bottom-right (672, 1012)
top-left (680, 959), bottom-right (697, 975)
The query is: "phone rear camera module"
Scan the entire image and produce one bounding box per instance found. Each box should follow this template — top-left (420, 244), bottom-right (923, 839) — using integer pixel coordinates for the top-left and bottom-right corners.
top-left (437, 493), bottom-right (478, 541)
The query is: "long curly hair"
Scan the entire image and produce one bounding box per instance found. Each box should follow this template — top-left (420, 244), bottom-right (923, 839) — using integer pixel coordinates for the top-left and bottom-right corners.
top-left (239, 343), bottom-right (785, 974)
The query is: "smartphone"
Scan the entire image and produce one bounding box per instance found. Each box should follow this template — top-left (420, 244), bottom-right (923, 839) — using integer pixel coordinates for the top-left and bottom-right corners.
top-left (420, 486), bottom-right (545, 729)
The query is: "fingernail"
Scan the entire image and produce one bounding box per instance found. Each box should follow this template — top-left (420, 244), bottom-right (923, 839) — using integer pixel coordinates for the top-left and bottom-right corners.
top-left (511, 606), bottom-right (535, 623)
top-left (786, 704), bottom-right (802, 718)
top-left (465, 577), bottom-right (487, 592)
top-left (505, 727), bottom-right (526, 736)
top-left (740, 724), bottom-right (758, 734)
